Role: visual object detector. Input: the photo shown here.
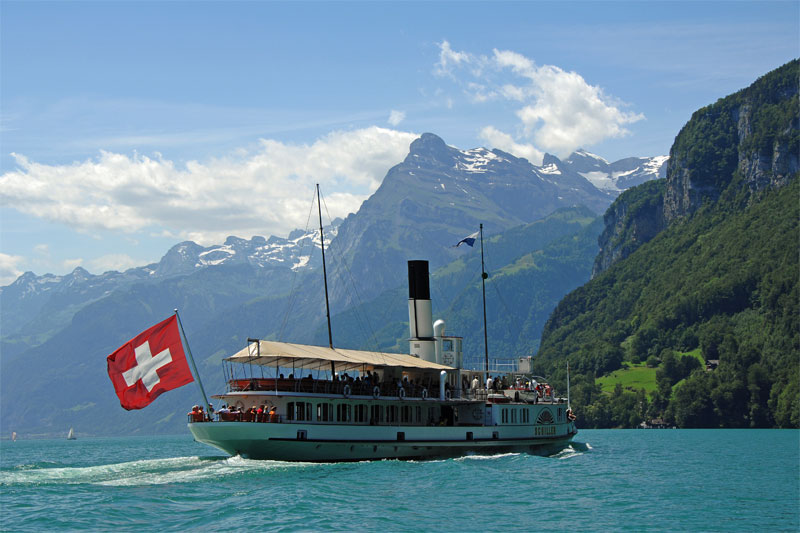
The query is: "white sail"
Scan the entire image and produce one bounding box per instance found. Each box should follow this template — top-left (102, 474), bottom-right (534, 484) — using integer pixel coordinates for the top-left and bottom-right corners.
top-left (67, 427), bottom-right (75, 440)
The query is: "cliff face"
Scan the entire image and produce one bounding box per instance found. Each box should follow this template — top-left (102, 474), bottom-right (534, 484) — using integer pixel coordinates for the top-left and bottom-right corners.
top-left (736, 104), bottom-right (800, 201)
top-left (594, 59), bottom-right (799, 276)
top-left (592, 179), bottom-right (665, 278)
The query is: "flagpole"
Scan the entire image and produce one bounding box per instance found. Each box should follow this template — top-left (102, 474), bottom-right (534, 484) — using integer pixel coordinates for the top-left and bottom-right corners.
top-left (174, 308), bottom-right (212, 416)
top-left (480, 223), bottom-right (489, 381)
top-left (567, 361), bottom-right (571, 410)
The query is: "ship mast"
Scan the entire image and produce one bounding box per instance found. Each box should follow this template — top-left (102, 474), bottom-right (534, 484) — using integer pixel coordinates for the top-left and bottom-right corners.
top-left (480, 223), bottom-right (489, 378)
top-left (317, 184), bottom-right (334, 351)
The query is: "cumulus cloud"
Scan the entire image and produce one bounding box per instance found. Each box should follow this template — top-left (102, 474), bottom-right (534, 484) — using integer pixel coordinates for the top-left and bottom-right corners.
top-left (435, 41), bottom-right (644, 160)
top-left (0, 127), bottom-right (418, 245)
top-left (87, 254), bottom-right (141, 273)
top-left (435, 40), bottom-right (472, 77)
top-left (479, 126), bottom-right (543, 164)
top-left (62, 258), bottom-right (84, 271)
top-left (0, 253), bottom-right (24, 285)
top-left (388, 110), bottom-right (406, 126)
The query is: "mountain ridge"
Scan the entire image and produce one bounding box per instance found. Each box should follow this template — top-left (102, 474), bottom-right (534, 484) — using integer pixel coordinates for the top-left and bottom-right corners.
top-left (0, 135), bottom-right (666, 437)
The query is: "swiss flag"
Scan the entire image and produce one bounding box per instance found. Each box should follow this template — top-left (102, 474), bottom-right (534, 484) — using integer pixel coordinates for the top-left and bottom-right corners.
top-left (107, 315), bottom-right (194, 410)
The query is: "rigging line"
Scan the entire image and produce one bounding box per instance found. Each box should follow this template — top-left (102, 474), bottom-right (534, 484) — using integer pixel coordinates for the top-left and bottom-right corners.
top-left (328, 253), bottom-right (378, 352)
top-left (319, 193), bottom-right (384, 354)
top-left (278, 188), bottom-right (318, 342)
top-left (483, 243), bottom-right (519, 344)
top-left (326, 246), bottom-right (386, 354)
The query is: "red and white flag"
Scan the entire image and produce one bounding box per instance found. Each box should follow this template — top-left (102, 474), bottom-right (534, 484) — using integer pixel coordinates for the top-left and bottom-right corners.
top-left (107, 315), bottom-right (194, 410)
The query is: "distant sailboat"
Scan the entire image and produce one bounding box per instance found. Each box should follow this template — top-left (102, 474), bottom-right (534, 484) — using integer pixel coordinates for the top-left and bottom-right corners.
top-left (11, 431), bottom-right (17, 442)
top-left (67, 427), bottom-right (76, 440)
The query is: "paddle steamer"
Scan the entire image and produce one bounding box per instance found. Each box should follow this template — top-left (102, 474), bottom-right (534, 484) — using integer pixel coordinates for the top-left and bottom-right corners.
top-left (188, 258), bottom-right (577, 461)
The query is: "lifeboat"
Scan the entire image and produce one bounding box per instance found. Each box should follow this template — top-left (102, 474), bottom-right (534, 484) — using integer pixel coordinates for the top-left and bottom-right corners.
top-left (487, 393), bottom-right (511, 404)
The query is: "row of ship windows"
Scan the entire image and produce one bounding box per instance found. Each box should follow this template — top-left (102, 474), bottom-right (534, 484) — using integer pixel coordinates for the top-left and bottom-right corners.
top-left (500, 408), bottom-right (532, 424)
top-left (499, 407), bottom-right (565, 424)
top-left (286, 402), bottom-right (435, 424)
top-left (284, 402), bottom-right (565, 425)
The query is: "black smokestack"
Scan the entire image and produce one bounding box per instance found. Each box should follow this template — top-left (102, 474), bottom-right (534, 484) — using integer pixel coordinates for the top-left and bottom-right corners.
top-left (408, 260), bottom-right (430, 300)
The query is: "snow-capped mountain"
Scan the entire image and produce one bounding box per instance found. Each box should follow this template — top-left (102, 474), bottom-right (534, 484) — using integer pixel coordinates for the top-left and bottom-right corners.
top-left (1, 133), bottom-right (667, 358)
top-left (151, 222), bottom-right (340, 278)
top-left (559, 149), bottom-right (668, 193)
top-left (0, 222), bottom-right (339, 347)
top-left (2, 134), bottom-right (669, 342)
top-left (4, 222), bottom-right (339, 296)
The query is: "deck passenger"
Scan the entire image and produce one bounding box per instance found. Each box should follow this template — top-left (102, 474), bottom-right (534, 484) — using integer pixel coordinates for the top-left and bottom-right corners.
top-left (486, 376), bottom-right (493, 390)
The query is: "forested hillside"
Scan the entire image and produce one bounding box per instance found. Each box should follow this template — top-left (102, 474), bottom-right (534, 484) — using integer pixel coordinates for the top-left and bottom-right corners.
top-left (534, 60), bottom-right (799, 429)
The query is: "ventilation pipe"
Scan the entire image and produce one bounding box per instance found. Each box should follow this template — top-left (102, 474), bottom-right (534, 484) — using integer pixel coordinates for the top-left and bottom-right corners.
top-left (433, 319), bottom-right (445, 365)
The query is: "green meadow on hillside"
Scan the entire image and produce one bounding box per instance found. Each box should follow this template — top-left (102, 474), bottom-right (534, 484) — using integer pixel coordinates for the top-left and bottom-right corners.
top-left (596, 349), bottom-right (705, 397)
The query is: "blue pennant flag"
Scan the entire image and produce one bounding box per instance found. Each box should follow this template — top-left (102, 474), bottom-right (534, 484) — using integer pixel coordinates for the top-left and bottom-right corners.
top-left (455, 231), bottom-right (479, 248)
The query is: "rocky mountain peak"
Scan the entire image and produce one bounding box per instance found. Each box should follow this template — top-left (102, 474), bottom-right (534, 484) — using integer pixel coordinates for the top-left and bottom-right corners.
top-left (405, 132), bottom-right (457, 168)
top-left (409, 132), bottom-right (448, 154)
top-left (542, 153), bottom-right (562, 167)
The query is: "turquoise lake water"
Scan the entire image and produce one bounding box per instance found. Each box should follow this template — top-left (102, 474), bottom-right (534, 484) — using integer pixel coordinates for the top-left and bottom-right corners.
top-left (1, 429), bottom-right (798, 531)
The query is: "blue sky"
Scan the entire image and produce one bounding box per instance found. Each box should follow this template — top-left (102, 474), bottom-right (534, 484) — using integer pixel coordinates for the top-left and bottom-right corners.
top-left (1, 1), bottom-right (797, 284)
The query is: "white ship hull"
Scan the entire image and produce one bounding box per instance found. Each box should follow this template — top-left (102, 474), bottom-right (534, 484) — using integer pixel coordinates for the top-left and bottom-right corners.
top-left (189, 421), bottom-right (576, 461)
top-left (189, 396), bottom-right (577, 461)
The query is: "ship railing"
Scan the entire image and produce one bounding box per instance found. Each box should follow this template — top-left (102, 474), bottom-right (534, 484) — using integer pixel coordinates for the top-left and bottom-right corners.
top-left (209, 411), bottom-right (284, 423)
top-left (225, 377), bottom-right (462, 400)
top-left (463, 389), bottom-right (488, 401)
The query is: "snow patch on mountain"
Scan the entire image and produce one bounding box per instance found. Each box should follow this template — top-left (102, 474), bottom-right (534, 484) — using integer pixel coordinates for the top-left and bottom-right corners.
top-left (457, 148), bottom-right (501, 173)
top-left (564, 150), bottom-right (668, 192)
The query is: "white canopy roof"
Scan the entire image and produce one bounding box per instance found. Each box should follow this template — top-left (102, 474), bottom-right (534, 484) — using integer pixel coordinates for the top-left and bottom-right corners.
top-left (226, 340), bottom-right (454, 373)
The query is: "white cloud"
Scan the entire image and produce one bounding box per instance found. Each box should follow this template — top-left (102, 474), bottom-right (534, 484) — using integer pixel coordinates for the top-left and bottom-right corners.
top-left (434, 41), bottom-right (644, 159)
top-left (87, 254), bottom-right (140, 273)
top-left (435, 40), bottom-right (472, 77)
top-left (479, 126), bottom-right (543, 164)
top-left (62, 258), bottom-right (83, 271)
top-left (0, 253), bottom-right (24, 285)
top-left (0, 127), bottom-right (418, 245)
top-left (388, 110), bottom-right (406, 126)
